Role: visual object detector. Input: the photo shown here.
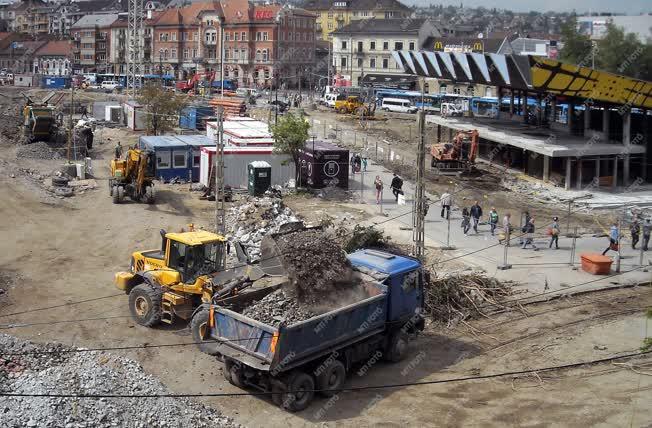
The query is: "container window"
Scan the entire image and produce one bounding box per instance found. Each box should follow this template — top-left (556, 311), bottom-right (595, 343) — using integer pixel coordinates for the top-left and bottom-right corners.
top-left (157, 151), bottom-right (170, 169)
top-left (173, 151), bottom-right (187, 168)
top-left (193, 150), bottom-right (200, 167)
top-left (401, 270), bottom-right (418, 291)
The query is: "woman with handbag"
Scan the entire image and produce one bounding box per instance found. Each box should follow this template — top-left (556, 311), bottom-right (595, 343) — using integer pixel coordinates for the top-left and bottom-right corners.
top-left (602, 224), bottom-right (620, 255)
top-left (549, 217), bottom-right (560, 249)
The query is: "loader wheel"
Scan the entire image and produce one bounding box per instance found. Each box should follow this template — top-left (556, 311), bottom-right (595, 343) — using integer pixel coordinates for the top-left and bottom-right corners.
top-left (128, 283), bottom-right (162, 327)
top-left (281, 371), bottom-right (315, 412)
top-left (315, 359), bottom-right (346, 397)
top-left (191, 309), bottom-right (220, 355)
top-left (144, 186), bottom-right (155, 204)
top-left (111, 185), bottom-right (119, 203)
top-left (384, 331), bottom-right (409, 363)
top-left (117, 186), bottom-right (125, 202)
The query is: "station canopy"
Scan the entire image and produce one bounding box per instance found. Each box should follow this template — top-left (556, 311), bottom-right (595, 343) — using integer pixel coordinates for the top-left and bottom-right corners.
top-left (392, 51), bottom-right (652, 109)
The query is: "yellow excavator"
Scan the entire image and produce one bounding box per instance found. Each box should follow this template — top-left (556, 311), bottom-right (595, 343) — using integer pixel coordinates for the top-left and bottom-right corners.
top-left (334, 96), bottom-right (374, 117)
top-left (110, 148), bottom-right (156, 204)
top-left (21, 93), bottom-right (63, 143)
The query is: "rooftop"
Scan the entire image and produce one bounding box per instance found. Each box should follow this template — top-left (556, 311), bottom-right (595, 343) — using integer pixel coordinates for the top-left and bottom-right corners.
top-left (33, 40), bottom-right (73, 57)
top-left (347, 249), bottom-right (421, 275)
top-left (301, 0), bottom-right (411, 12)
top-left (332, 18), bottom-right (429, 35)
top-left (71, 13), bottom-right (119, 28)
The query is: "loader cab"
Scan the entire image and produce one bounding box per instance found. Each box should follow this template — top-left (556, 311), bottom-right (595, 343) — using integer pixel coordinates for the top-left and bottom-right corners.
top-left (162, 230), bottom-right (226, 283)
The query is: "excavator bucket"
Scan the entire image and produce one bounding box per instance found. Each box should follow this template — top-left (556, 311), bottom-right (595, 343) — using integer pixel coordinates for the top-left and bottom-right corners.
top-left (258, 222), bottom-right (314, 277)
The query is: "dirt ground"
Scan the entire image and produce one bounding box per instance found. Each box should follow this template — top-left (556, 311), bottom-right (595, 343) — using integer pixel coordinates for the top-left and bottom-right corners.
top-left (1, 90), bottom-right (651, 427)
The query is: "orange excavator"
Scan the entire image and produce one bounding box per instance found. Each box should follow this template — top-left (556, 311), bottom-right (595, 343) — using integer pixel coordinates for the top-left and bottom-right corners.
top-left (430, 129), bottom-right (479, 173)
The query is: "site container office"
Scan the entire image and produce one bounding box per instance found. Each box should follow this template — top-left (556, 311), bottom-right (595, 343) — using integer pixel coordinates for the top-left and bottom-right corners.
top-left (298, 140), bottom-right (349, 189)
top-left (179, 105), bottom-right (215, 131)
top-left (199, 146), bottom-right (295, 188)
top-left (41, 76), bottom-right (71, 89)
top-left (174, 134), bottom-right (216, 182)
top-left (139, 136), bottom-right (194, 182)
top-left (207, 118), bottom-right (274, 147)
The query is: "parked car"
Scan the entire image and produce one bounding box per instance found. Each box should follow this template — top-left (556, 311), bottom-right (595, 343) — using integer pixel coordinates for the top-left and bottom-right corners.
top-left (101, 80), bottom-right (122, 91)
top-left (381, 97), bottom-right (417, 114)
top-left (440, 102), bottom-right (463, 117)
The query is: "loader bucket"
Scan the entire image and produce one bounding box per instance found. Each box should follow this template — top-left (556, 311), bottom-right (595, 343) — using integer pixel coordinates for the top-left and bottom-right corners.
top-left (258, 222), bottom-right (321, 277)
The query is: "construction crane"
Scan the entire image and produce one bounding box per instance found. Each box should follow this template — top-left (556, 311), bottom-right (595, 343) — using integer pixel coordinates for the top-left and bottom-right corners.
top-left (430, 129), bottom-right (479, 174)
top-left (109, 148), bottom-right (156, 204)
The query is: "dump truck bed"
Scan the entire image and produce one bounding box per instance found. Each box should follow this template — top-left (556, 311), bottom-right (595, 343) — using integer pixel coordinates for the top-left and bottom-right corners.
top-left (209, 281), bottom-right (387, 372)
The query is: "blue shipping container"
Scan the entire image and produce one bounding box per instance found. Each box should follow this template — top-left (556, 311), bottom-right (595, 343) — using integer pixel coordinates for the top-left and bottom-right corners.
top-left (179, 106), bottom-right (215, 130)
top-left (139, 135), bottom-right (214, 182)
top-left (42, 76), bottom-right (71, 89)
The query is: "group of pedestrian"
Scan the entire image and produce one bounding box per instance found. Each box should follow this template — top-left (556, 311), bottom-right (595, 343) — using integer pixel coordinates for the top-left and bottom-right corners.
top-left (350, 154), bottom-right (367, 173)
top-left (629, 218), bottom-right (651, 251)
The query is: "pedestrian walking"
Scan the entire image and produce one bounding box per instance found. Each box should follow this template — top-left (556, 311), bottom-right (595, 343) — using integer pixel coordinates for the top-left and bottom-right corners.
top-left (470, 200), bottom-right (483, 234)
top-left (390, 173), bottom-right (403, 202)
top-left (488, 207), bottom-right (499, 236)
top-left (362, 157), bottom-right (368, 172)
top-left (440, 191), bottom-right (451, 219)
top-left (521, 218), bottom-right (538, 250)
top-left (549, 216), bottom-right (560, 249)
top-left (374, 175), bottom-right (383, 204)
top-left (630, 219), bottom-right (640, 249)
top-left (114, 141), bottom-right (123, 159)
top-left (602, 223), bottom-right (620, 255)
top-left (643, 219), bottom-right (651, 251)
top-left (500, 212), bottom-right (512, 245)
top-left (461, 207), bottom-right (471, 235)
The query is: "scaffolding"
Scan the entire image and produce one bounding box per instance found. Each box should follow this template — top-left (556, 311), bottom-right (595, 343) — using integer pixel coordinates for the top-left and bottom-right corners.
top-left (126, 0), bottom-right (144, 97)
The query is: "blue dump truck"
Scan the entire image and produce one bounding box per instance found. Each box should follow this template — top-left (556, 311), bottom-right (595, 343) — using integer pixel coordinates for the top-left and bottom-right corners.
top-left (199, 249), bottom-right (425, 411)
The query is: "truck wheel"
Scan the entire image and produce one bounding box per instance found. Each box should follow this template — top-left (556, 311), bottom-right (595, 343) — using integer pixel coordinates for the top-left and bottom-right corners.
top-left (282, 371), bottom-right (315, 412)
top-left (384, 331), bottom-right (409, 363)
top-left (224, 359), bottom-right (244, 387)
top-left (112, 186), bottom-right (120, 203)
top-left (316, 359), bottom-right (346, 397)
top-left (191, 309), bottom-right (219, 355)
top-left (128, 283), bottom-right (162, 327)
top-left (222, 360), bottom-right (233, 383)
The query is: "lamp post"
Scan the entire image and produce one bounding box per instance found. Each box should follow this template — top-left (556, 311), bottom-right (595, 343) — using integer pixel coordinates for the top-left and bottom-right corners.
top-left (158, 49), bottom-right (163, 88)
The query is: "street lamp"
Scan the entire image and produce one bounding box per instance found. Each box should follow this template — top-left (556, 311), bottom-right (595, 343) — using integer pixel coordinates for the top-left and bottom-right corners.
top-left (159, 49), bottom-right (163, 88)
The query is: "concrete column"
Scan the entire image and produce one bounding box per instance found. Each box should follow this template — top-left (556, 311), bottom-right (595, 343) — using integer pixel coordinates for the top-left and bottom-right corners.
top-left (568, 100), bottom-right (575, 133)
top-left (584, 106), bottom-right (591, 134)
top-left (565, 157), bottom-right (572, 190)
top-left (623, 110), bottom-right (631, 185)
top-left (543, 155), bottom-right (550, 182)
top-left (577, 158), bottom-right (583, 190)
top-left (448, 127), bottom-right (453, 143)
top-left (510, 91), bottom-right (514, 117)
top-left (595, 157), bottom-right (600, 187)
top-left (496, 86), bottom-right (502, 119)
top-left (550, 97), bottom-right (557, 124)
top-left (643, 109), bottom-right (649, 182)
top-left (523, 90), bottom-right (529, 124)
top-left (602, 108), bottom-right (610, 140)
top-left (612, 157), bottom-right (618, 189)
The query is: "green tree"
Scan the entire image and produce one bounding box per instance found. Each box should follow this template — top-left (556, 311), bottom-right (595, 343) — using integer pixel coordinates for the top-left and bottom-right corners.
top-left (559, 16), bottom-right (592, 65)
top-left (270, 112), bottom-right (310, 180)
top-left (596, 24), bottom-right (650, 80)
top-left (137, 84), bottom-right (188, 135)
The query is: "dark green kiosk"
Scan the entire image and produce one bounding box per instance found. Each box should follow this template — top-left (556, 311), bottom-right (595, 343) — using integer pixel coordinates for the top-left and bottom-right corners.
top-left (247, 161), bottom-right (272, 196)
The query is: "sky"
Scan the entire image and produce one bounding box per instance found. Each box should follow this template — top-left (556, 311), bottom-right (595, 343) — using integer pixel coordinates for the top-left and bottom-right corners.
top-left (403, 0), bottom-right (652, 14)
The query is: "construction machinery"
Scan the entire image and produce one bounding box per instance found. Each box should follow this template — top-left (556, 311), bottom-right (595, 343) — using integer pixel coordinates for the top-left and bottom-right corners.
top-left (114, 223), bottom-right (305, 328)
top-left (109, 148), bottom-right (156, 204)
top-left (431, 129), bottom-right (479, 173)
top-left (334, 96), bottom-right (374, 117)
top-left (22, 93), bottom-right (64, 143)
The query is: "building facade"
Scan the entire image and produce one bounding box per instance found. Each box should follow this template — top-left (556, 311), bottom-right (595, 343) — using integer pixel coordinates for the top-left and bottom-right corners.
top-left (32, 40), bottom-right (73, 75)
top-left (302, 0), bottom-right (411, 41)
top-left (49, 0), bottom-right (125, 36)
top-left (8, 0), bottom-right (52, 35)
top-left (71, 14), bottom-right (118, 73)
top-left (331, 18), bottom-right (438, 87)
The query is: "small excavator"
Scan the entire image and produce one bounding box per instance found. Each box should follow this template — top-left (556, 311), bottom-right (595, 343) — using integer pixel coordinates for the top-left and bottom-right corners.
top-left (109, 147), bottom-right (156, 204)
top-left (431, 129), bottom-right (479, 174)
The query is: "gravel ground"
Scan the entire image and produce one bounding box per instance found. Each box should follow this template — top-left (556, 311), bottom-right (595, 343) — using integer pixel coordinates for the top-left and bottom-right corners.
top-left (0, 334), bottom-right (241, 428)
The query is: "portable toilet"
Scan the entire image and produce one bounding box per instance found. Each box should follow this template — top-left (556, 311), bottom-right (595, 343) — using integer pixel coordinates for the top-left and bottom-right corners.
top-left (247, 161), bottom-right (271, 196)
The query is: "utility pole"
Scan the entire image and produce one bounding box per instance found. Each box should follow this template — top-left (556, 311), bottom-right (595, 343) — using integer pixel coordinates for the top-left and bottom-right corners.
top-left (67, 83), bottom-right (74, 161)
top-left (413, 109), bottom-right (426, 259)
top-left (215, 106), bottom-right (226, 267)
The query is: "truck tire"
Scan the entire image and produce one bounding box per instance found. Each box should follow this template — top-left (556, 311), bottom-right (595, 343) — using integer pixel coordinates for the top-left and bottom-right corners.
top-left (112, 186), bottom-right (120, 203)
top-left (117, 186), bottom-right (125, 203)
top-left (222, 359), bottom-right (233, 383)
top-left (224, 359), bottom-right (244, 387)
top-left (282, 371), bottom-right (315, 412)
top-left (52, 176), bottom-right (69, 187)
top-left (315, 359), bottom-right (346, 397)
top-left (384, 331), bottom-right (409, 363)
top-left (191, 309), bottom-right (219, 355)
top-left (128, 283), bottom-right (162, 327)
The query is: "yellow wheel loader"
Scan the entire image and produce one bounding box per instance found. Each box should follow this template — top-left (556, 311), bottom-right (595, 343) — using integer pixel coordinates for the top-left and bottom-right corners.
top-left (110, 148), bottom-right (156, 204)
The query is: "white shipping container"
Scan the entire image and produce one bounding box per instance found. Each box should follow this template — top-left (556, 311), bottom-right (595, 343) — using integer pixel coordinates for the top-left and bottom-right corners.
top-left (105, 105), bottom-right (121, 122)
top-left (200, 146), bottom-right (295, 188)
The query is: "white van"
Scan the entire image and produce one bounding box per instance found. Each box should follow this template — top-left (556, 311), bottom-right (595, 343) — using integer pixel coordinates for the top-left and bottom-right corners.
top-left (236, 88), bottom-right (259, 97)
top-left (441, 102), bottom-right (463, 117)
top-left (324, 93), bottom-right (345, 108)
top-left (101, 80), bottom-right (121, 90)
top-left (381, 98), bottom-right (417, 114)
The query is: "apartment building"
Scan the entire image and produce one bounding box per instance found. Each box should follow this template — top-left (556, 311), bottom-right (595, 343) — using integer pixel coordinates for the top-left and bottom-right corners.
top-left (49, 0), bottom-right (125, 36)
top-left (71, 14), bottom-right (118, 73)
top-left (302, 0), bottom-right (411, 40)
top-left (8, 0), bottom-right (53, 35)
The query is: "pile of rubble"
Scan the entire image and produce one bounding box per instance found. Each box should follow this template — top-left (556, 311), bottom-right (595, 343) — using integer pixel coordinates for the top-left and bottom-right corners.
top-left (0, 334), bottom-right (240, 428)
top-left (228, 196), bottom-right (300, 260)
top-left (16, 141), bottom-right (64, 160)
top-left (242, 288), bottom-right (316, 326)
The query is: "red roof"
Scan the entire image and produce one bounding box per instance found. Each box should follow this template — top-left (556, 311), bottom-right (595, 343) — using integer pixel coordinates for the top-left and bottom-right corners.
top-left (154, 1), bottom-right (222, 26)
top-left (34, 40), bottom-right (73, 57)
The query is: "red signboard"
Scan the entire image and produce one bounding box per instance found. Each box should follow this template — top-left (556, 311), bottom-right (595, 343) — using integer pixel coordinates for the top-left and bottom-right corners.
top-left (255, 10), bottom-right (274, 20)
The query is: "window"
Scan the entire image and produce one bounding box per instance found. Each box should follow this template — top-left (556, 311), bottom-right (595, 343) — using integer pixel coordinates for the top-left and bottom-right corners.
top-left (327, 11), bottom-right (333, 18)
top-left (171, 32), bottom-right (176, 41)
top-left (194, 32), bottom-right (198, 41)
top-left (256, 49), bottom-right (261, 61)
top-left (263, 32), bottom-right (268, 41)
top-left (234, 32), bottom-right (239, 41)
top-left (394, 42), bottom-right (403, 50)
top-left (164, 49), bottom-right (169, 59)
top-left (264, 69), bottom-right (270, 79)
top-left (182, 32), bottom-right (188, 41)
top-left (334, 1), bottom-right (346, 5)
top-left (357, 41), bottom-right (363, 52)
top-left (357, 58), bottom-right (363, 67)
top-left (262, 49), bottom-right (268, 62)
top-left (192, 48), bottom-right (197, 58)
top-left (183, 48), bottom-right (189, 59)
top-left (383, 41), bottom-right (388, 50)
top-left (340, 56), bottom-right (347, 67)
top-left (370, 41), bottom-right (375, 50)
top-left (409, 41), bottom-right (415, 50)
top-left (256, 31), bottom-right (261, 41)
top-left (157, 152), bottom-right (170, 169)
top-left (193, 151), bottom-right (200, 167)
top-left (225, 33), bottom-right (230, 41)
top-left (173, 151), bottom-right (186, 168)
top-left (453, 87), bottom-right (460, 95)
top-left (382, 58), bottom-right (388, 69)
top-left (369, 57), bottom-right (376, 68)
top-left (327, 22), bottom-right (333, 30)
top-left (384, 11), bottom-right (394, 18)
top-left (158, 33), bottom-right (164, 41)
top-left (242, 31), bottom-right (247, 40)
top-left (171, 48), bottom-right (177, 58)
top-left (341, 40), bottom-right (347, 50)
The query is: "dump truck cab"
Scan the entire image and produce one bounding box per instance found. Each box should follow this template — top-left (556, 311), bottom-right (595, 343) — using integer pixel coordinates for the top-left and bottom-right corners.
top-left (115, 228), bottom-right (227, 326)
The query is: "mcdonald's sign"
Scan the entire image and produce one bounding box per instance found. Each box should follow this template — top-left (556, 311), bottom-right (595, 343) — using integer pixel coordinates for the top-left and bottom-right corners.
top-left (472, 41), bottom-right (483, 52)
top-left (434, 41), bottom-right (443, 51)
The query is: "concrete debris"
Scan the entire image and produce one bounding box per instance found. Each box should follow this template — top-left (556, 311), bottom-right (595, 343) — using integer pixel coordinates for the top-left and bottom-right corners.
top-left (190, 183), bottom-right (207, 192)
top-left (241, 288), bottom-right (316, 326)
top-left (0, 334), bottom-right (240, 428)
top-left (16, 142), bottom-right (63, 160)
top-left (228, 197), bottom-right (300, 261)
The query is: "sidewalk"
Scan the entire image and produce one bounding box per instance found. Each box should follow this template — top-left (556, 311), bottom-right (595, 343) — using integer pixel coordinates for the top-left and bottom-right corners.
top-left (347, 159), bottom-right (652, 299)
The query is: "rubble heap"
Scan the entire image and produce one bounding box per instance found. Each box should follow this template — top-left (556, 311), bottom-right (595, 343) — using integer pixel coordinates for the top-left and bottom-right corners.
top-left (0, 334), bottom-right (240, 428)
top-left (228, 196), bottom-right (300, 260)
top-left (241, 288), bottom-right (316, 326)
